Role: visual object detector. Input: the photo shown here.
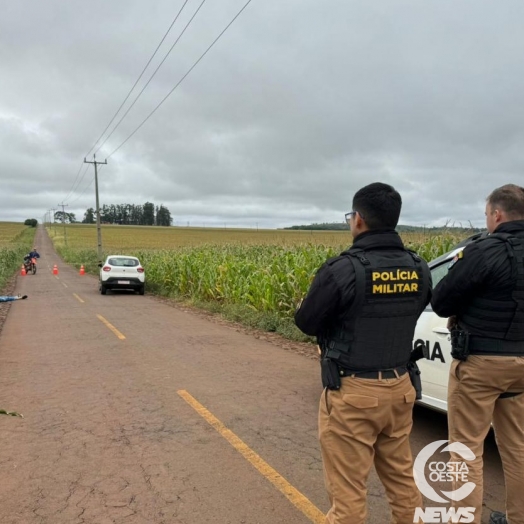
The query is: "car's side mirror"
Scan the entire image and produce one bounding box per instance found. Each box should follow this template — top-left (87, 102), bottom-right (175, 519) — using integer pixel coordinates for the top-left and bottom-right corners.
top-left (98, 262), bottom-right (103, 268)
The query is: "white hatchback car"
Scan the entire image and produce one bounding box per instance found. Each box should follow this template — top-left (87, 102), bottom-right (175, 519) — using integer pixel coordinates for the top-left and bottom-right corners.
top-left (99, 255), bottom-right (145, 295)
top-left (415, 233), bottom-right (487, 412)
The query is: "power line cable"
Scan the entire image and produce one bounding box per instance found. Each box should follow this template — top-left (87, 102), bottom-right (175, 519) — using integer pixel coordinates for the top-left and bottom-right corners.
top-left (63, 162), bottom-right (92, 203)
top-left (62, 161), bottom-right (87, 203)
top-left (65, 0), bottom-right (254, 210)
top-left (65, 173), bottom-right (96, 206)
top-left (63, 0), bottom-right (191, 204)
top-left (86, 0), bottom-right (192, 158)
top-left (107, 0), bottom-right (254, 159)
top-left (94, 0), bottom-right (208, 156)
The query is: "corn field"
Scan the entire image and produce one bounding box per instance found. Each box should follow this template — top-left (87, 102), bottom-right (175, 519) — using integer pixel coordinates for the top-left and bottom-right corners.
top-left (47, 223), bottom-right (351, 250)
top-left (0, 224), bottom-right (36, 290)
top-left (141, 245), bottom-right (339, 315)
top-left (54, 226), bottom-right (469, 319)
top-left (403, 234), bottom-right (462, 262)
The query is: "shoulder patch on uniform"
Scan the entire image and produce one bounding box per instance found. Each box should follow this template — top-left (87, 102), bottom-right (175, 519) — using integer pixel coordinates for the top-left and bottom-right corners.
top-left (447, 250), bottom-right (464, 269)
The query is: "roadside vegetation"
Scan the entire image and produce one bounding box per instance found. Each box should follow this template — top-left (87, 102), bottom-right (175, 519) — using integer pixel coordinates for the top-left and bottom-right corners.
top-left (49, 224), bottom-right (471, 341)
top-left (0, 223), bottom-right (36, 290)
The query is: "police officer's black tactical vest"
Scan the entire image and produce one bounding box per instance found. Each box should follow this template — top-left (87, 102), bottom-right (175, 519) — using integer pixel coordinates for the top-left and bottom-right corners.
top-left (325, 247), bottom-right (430, 371)
top-left (462, 233), bottom-right (524, 352)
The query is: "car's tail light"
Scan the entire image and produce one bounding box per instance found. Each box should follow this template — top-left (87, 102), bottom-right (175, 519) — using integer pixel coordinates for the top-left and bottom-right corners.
top-left (137, 267), bottom-right (144, 273)
top-left (103, 266), bottom-right (111, 272)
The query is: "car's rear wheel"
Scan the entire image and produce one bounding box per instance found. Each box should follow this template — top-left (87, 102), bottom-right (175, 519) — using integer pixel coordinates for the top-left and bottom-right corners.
top-left (100, 283), bottom-right (107, 295)
top-left (138, 285), bottom-right (145, 296)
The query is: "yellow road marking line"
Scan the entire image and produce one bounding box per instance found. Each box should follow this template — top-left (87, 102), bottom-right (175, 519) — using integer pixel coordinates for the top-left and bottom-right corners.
top-left (73, 293), bottom-right (84, 303)
top-left (55, 276), bottom-right (60, 280)
top-left (96, 314), bottom-right (126, 340)
top-left (177, 390), bottom-right (324, 524)
top-left (62, 282), bottom-right (68, 288)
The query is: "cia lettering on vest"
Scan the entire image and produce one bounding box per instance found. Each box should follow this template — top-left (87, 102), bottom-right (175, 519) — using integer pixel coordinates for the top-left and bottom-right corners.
top-left (371, 269), bottom-right (420, 294)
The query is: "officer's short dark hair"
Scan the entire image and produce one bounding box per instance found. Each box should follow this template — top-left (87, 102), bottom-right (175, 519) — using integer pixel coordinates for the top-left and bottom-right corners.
top-left (487, 184), bottom-right (524, 220)
top-left (352, 182), bottom-right (402, 230)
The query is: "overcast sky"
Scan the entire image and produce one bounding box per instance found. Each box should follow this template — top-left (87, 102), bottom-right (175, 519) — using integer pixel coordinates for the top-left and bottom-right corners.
top-left (1, 0), bottom-right (523, 228)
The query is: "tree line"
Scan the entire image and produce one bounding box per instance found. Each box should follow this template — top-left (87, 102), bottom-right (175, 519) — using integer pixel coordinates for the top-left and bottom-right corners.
top-left (51, 202), bottom-right (173, 226)
top-left (284, 222), bottom-right (484, 233)
top-left (82, 202), bottom-right (172, 226)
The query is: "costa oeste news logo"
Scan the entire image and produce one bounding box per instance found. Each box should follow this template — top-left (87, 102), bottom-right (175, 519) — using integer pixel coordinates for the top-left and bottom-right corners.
top-left (413, 439), bottom-right (476, 523)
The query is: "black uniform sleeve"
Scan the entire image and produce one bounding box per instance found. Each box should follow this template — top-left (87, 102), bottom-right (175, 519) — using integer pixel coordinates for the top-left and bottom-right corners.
top-left (431, 243), bottom-right (489, 318)
top-left (294, 263), bottom-right (342, 336)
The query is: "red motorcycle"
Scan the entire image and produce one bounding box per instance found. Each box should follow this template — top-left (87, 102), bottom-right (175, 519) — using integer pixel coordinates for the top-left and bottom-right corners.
top-left (23, 257), bottom-right (37, 275)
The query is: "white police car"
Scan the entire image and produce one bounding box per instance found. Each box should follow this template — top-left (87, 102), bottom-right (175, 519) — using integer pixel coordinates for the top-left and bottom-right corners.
top-left (415, 233), bottom-right (487, 412)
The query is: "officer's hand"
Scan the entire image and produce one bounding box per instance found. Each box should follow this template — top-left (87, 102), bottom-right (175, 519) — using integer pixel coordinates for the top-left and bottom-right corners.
top-left (21, 295), bottom-right (28, 300)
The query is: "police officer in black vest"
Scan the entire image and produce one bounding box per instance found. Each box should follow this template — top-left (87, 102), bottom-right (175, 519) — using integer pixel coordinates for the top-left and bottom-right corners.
top-left (432, 184), bottom-right (524, 524)
top-left (295, 182), bottom-right (431, 524)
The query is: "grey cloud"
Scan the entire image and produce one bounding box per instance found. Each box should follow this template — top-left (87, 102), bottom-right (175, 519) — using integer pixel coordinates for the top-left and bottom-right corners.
top-left (2, 0), bottom-right (524, 228)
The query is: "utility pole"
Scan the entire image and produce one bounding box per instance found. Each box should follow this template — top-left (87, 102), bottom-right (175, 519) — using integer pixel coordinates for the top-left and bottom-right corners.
top-left (84, 154), bottom-right (107, 264)
top-left (58, 203), bottom-right (69, 246)
top-left (50, 208), bottom-right (57, 235)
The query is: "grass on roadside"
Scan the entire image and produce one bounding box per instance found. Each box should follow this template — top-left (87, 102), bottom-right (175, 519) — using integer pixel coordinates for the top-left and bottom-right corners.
top-left (0, 225), bottom-right (36, 291)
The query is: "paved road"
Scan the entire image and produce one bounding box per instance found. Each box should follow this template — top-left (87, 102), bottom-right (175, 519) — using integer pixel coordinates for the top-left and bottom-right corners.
top-left (0, 228), bottom-right (506, 523)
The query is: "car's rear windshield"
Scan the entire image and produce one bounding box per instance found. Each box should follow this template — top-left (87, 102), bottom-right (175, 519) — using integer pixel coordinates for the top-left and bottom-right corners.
top-left (108, 258), bottom-right (139, 267)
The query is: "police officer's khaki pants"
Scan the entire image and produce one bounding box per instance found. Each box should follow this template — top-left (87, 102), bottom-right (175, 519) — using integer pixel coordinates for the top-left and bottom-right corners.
top-left (319, 373), bottom-right (422, 524)
top-left (448, 355), bottom-right (524, 524)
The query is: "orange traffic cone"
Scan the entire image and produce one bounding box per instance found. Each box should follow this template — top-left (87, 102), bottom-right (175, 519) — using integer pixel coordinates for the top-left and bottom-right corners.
top-left (21, 265), bottom-right (26, 276)
top-left (79, 265), bottom-right (85, 276)
top-left (53, 264), bottom-right (58, 275)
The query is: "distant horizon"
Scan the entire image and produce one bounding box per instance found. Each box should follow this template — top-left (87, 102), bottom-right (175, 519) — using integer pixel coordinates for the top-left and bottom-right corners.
top-left (11, 220), bottom-right (486, 233)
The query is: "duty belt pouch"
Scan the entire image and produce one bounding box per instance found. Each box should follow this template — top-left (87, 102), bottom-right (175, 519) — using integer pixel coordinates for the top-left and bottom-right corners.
top-left (321, 358), bottom-right (341, 390)
top-left (450, 329), bottom-right (470, 361)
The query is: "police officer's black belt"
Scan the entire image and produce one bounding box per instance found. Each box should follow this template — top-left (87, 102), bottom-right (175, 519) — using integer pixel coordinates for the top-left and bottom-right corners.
top-left (469, 336), bottom-right (524, 356)
top-left (339, 367), bottom-right (408, 379)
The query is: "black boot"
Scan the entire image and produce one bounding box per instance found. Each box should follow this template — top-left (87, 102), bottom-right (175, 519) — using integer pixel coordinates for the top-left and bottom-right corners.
top-left (490, 511), bottom-right (508, 524)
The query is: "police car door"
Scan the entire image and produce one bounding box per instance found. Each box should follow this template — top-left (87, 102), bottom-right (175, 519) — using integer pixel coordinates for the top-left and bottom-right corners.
top-left (414, 248), bottom-right (465, 413)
